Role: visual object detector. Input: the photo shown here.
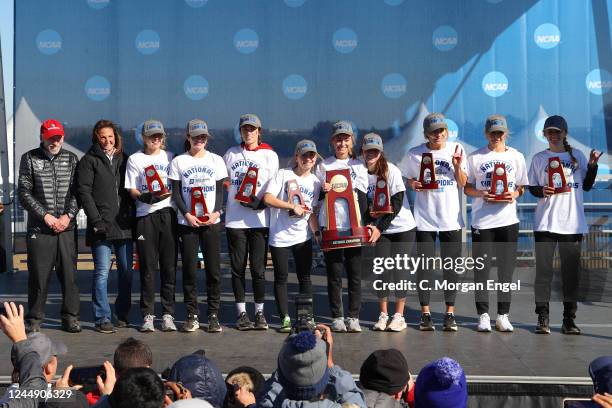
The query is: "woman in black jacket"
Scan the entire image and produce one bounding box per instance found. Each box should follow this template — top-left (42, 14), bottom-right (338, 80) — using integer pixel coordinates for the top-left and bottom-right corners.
top-left (76, 119), bottom-right (135, 333)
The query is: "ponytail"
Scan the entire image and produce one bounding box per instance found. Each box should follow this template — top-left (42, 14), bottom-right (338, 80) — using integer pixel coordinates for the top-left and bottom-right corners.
top-left (373, 152), bottom-right (389, 179)
top-left (562, 138), bottom-right (578, 169)
top-left (184, 139), bottom-right (191, 152)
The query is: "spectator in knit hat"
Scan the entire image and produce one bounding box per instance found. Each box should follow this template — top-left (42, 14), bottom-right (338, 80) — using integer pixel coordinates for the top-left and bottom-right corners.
top-left (359, 349), bottom-right (414, 408)
top-left (413, 357), bottom-right (467, 408)
top-left (258, 325), bottom-right (365, 408)
top-left (168, 351), bottom-right (227, 408)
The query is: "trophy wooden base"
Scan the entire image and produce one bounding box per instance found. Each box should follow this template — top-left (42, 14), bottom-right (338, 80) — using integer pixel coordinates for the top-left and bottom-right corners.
top-left (197, 214), bottom-right (210, 223)
top-left (234, 194), bottom-right (253, 204)
top-left (370, 208), bottom-right (393, 218)
top-left (419, 182), bottom-right (439, 190)
top-left (321, 227), bottom-right (371, 251)
top-left (552, 186), bottom-right (571, 194)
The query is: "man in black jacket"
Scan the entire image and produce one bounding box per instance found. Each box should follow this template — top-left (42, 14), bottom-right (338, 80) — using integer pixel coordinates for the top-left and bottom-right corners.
top-left (18, 119), bottom-right (81, 333)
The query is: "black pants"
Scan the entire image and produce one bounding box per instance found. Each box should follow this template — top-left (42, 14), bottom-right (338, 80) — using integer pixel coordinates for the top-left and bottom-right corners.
top-left (26, 230), bottom-right (80, 324)
top-left (136, 209), bottom-right (177, 317)
top-left (226, 227), bottom-right (268, 304)
top-left (270, 240), bottom-right (313, 318)
top-left (534, 231), bottom-right (582, 318)
top-left (472, 223), bottom-right (519, 315)
top-left (373, 229), bottom-right (417, 299)
top-left (178, 223), bottom-right (222, 316)
top-left (324, 246), bottom-right (362, 319)
top-left (416, 229), bottom-right (462, 307)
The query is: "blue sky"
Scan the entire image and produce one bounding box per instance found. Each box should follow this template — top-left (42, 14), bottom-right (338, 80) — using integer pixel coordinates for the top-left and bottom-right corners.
top-left (1, 0), bottom-right (14, 121)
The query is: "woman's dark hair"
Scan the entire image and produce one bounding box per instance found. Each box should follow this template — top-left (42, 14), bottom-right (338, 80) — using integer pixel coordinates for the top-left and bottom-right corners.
top-left (562, 137), bottom-right (579, 169)
top-left (371, 151), bottom-right (389, 179)
top-left (92, 119), bottom-right (122, 154)
top-left (109, 367), bottom-right (164, 408)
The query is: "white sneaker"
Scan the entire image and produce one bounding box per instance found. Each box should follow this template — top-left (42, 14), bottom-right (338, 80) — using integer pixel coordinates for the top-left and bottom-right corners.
top-left (373, 313), bottom-right (389, 331)
top-left (346, 317), bottom-right (362, 333)
top-left (161, 314), bottom-right (177, 332)
top-left (477, 313), bottom-right (492, 332)
top-left (331, 318), bottom-right (347, 332)
top-left (495, 314), bottom-right (514, 332)
top-left (140, 314), bottom-right (155, 332)
top-left (388, 314), bottom-right (407, 332)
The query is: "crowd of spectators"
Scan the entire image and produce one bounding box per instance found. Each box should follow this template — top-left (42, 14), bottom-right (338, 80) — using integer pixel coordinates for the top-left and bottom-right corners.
top-left (1, 301), bottom-right (611, 408)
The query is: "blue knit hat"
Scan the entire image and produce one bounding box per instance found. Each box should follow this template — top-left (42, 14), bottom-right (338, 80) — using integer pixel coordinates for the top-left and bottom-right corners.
top-left (277, 331), bottom-right (330, 400)
top-left (414, 357), bottom-right (467, 408)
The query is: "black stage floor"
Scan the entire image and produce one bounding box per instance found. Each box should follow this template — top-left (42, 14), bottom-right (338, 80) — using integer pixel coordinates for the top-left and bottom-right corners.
top-left (0, 263), bottom-right (610, 380)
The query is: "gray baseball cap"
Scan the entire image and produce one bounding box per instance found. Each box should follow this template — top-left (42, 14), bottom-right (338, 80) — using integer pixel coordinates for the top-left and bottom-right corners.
top-left (142, 120), bottom-right (166, 137)
top-left (295, 139), bottom-right (318, 155)
top-left (239, 114), bottom-right (262, 129)
top-left (187, 119), bottom-right (210, 137)
top-left (361, 133), bottom-right (383, 151)
top-left (485, 114), bottom-right (509, 133)
top-left (11, 332), bottom-right (67, 367)
top-left (331, 121), bottom-right (354, 138)
top-left (423, 113), bottom-right (448, 134)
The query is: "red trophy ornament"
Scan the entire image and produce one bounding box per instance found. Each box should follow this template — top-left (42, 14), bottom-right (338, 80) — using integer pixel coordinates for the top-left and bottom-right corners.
top-left (235, 166), bottom-right (259, 203)
top-left (287, 179), bottom-right (309, 217)
top-left (489, 163), bottom-right (509, 201)
top-left (370, 177), bottom-right (392, 217)
top-left (144, 165), bottom-right (170, 197)
top-left (321, 169), bottom-right (371, 251)
top-left (191, 187), bottom-right (210, 222)
top-left (547, 157), bottom-right (571, 194)
top-left (418, 152), bottom-right (439, 189)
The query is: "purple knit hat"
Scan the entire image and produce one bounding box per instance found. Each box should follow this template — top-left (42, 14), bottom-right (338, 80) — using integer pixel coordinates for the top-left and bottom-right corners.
top-left (414, 357), bottom-right (467, 408)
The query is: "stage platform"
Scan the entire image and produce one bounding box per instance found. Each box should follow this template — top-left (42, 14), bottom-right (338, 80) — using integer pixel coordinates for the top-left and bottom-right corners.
top-left (0, 261), bottom-right (610, 382)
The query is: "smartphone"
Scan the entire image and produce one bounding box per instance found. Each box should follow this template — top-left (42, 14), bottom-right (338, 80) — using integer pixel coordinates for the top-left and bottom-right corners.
top-left (68, 366), bottom-right (105, 386)
top-left (562, 398), bottom-right (596, 408)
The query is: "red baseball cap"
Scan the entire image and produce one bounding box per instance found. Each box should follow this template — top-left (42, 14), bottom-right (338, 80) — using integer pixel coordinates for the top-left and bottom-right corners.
top-left (40, 119), bottom-right (64, 140)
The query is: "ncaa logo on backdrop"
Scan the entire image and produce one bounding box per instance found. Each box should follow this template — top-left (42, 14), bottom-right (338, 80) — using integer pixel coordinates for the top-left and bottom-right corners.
top-left (87, 0), bottom-right (110, 9)
top-left (586, 69), bottom-right (612, 95)
top-left (381, 74), bottom-right (407, 98)
top-left (185, 0), bottom-right (208, 7)
top-left (135, 30), bottom-right (160, 55)
top-left (284, 0), bottom-right (306, 7)
top-left (184, 75), bottom-right (209, 100)
top-left (432, 26), bottom-right (458, 51)
top-left (534, 118), bottom-right (547, 143)
top-left (234, 29), bottom-right (259, 54)
top-left (85, 76), bottom-right (111, 101)
top-left (534, 24), bottom-right (560, 49)
top-left (446, 119), bottom-right (459, 141)
top-left (283, 75), bottom-right (307, 100)
top-left (482, 71), bottom-right (508, 97)
top-left (36, 30), bottom-right (62, 55)
top-left (333, 28), bottom-right (358, 54)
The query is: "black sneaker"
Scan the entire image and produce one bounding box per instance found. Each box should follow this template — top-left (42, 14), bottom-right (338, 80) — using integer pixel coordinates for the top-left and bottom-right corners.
top-left (419, 313), bottom-right (435, 331)
top-left (236, 312), bottom-right (254, 331)
top-left (561, 318), bottom-right (581, 335)
top-left (208, 314), bottom-right (222, 333)
top-left (62, 320), bottom-right (82, 333)
top-left (535, 315), bottom-right (550, 334)
top-left (254, 311), bottom-right (269, 330)
top-left (95, 320), bottom-right (116, 334)
top-left (443, 313), bottom-right (458, 332)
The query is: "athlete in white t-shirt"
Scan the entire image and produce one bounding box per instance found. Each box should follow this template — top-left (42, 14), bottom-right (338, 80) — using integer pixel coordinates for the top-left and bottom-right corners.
top-left (168, 119), bottom-right (228, 333)
top-left (315, 121), bottom-right (371, 333)
top-left (223, 114), bottom-right (279, 331)
top-left (400, 113), bottom-right (467, 332)
top-left (124, 119), bottom-right (177, 333)
top-left (527, 115), bottom-right (601, 335)
top-left (361, 133), bottom-right (417, 333)
top-left (464, 115), bottom-right (529, 333)
top-left (263, 139), bottom-right (322, 333)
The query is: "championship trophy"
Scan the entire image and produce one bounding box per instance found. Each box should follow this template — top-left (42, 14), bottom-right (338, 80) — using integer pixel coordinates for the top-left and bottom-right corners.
top-left (547, 157), bottom-right (571, 194)
top-left (287, 179), bottom-right (309, 217)
top-left (489, 163), bottom-right (509, 201)
top-left (370, 177), bottom-right (392, 217)
top-left (321, 169), bottom-right (371, 251)
top-left (190, 187), bottom-right (210, 222)
top-left (144, 165), bottom-right (170, 197)
top-left (235, 166), bottom-right (259, 203)
top-left (418, 153), bottom-right (439, 189)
